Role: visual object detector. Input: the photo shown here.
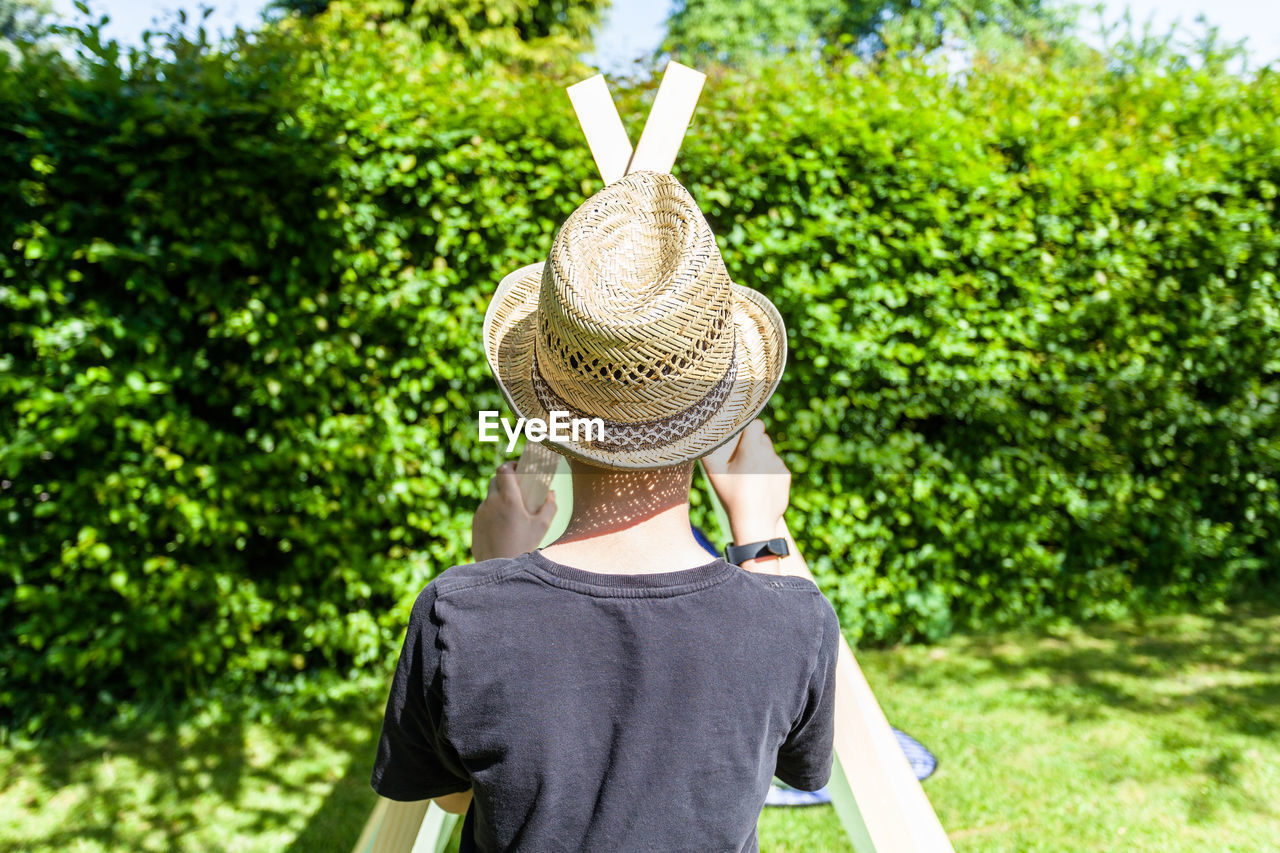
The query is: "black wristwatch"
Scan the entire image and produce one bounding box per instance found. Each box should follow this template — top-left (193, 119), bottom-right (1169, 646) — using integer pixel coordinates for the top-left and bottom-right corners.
top-left (724, 537), bottom-right (790, 566)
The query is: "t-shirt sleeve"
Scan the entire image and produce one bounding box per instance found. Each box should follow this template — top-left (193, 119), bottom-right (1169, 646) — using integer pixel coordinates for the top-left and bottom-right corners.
top-left (774, 594), bottom-right (839, 791)
top-left (370, 582), bottom-right (472, 801)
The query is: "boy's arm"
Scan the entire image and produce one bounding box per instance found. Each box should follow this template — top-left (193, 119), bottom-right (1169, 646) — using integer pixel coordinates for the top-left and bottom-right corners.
top-left (365, 459), bottom-right (559, 834)
top-left (431, 790), bottom-right (473, 814)
top-left (702, 420), bottom-right (791, 573)
top-left (371, 586), bottom-right (474, 805)
top-left (774, 596), bottom-right (840, 790)
top-left (373, 461), bottom-right (554, 823)
top-left (703, 423), bottom-right (837, 785)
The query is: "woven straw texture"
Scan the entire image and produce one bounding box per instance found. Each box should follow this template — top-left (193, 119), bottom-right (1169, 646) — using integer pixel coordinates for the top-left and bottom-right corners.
top-left (484, 170), bottom-right (786, 469)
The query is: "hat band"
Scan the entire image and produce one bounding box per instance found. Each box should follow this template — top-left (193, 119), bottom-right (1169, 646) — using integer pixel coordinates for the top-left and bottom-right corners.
top-left (530, 354), bottom-right (738, 452)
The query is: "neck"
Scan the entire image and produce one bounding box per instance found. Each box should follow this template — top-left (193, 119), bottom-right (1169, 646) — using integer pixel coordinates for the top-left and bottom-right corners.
top-left (540, 460), bottom-right (716, 574)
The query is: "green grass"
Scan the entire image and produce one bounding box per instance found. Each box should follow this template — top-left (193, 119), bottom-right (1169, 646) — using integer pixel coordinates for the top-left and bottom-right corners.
top-left (3, 601), bottom-right (1277, 852)
top-left (868, 599), bottom-right (1280, 853)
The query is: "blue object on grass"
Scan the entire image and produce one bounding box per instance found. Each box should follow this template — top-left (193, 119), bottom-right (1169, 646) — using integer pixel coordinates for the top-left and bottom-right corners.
top-left (764, 727), bottom-right (938, 807)
top-left (893, 726), bottom-right (939, 781)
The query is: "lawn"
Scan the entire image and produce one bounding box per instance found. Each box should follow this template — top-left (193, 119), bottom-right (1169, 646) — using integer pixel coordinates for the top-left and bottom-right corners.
top-left (3, 600), bottom-right (1277, 852)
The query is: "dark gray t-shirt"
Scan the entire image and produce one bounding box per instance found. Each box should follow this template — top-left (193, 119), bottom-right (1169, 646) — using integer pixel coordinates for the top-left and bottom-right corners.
top-left (371, 549), bottom-right (839, 853)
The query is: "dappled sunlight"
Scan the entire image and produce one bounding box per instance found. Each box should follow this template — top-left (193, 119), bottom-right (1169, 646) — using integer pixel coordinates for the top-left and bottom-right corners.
top-left (855, 603), bottom-right (1280, 849)
top-left (554, 460), bottom-right (694, 540)
top-left (0, 678), bottom-right (388, 853)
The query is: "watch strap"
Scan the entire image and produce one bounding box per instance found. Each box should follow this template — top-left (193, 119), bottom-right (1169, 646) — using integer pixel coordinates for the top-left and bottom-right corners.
top-left (724, 537), bottom-right (790, 566)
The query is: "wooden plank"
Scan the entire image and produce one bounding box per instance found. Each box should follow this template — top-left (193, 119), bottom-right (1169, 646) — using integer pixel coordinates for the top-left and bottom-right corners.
top-left (700, 459), bottom-right (872, 849)
top-left (350, 797), bottom-right (388, 853)
top-left (771, 519), bottom-right (954, 852)
top-left (355, 68), bottom-right (631, 853)
top-left (350, 800), bottom-right (457, 853)
top-left (826, 754), bottom-right (877, 853)
top-left (538, 452), bottom-right (573, 546)
top-left (699, 462), bottom-right (734, 544)
top-left (626, 61), bottom-right (706, 175)
top-left (357, 800), bottom-right (428, 853)
top-left (566, 74), bottom-right (633, 186)
top-left (413, 805), bottom-right (459, 853)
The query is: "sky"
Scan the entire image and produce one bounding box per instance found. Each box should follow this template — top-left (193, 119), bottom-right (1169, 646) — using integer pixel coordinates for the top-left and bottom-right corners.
top-left (47, 0), bottom-right (1280, 72)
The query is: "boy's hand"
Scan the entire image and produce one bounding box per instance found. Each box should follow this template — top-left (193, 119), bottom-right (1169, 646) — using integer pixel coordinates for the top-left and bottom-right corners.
top-left (471, 462), bottom-right (556, 562)
top-left (702, 420), bottom-right (791, 545)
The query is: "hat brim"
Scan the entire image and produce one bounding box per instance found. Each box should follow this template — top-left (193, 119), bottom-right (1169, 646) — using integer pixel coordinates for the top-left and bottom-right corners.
top-left (483, 262), bottom-right (788, 469)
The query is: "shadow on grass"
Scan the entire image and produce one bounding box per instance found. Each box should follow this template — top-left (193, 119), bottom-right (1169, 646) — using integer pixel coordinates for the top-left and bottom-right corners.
top-left (865, 600), bottom-right (1280, 837)
top-left (0, 678), bottom-right (386, 853)
top-left (284, 727), bottom-right (384, 853)
top-left (883, 601), bottom-right (1280, 737)
top-left (8, 602), bottom-right (1278, 851)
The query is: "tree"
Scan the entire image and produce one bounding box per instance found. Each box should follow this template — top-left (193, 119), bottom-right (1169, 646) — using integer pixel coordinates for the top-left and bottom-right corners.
top-left (662, 0), bottom-right (1072, 67)
top-left (269, 0), bottom-right (610, 67)
top-left (1, 0), bottom-right (54, 64)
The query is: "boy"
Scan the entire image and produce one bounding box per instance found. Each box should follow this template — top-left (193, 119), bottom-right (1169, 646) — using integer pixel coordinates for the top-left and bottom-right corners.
top-left (371, 170), bottom-right (839, 852)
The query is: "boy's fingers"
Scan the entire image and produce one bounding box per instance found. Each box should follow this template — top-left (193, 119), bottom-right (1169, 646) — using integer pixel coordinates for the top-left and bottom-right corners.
top-left (533, 491), bottom-right (557, 521)
top-left (491, 462), bottom-right (520, 496)
top-left (725, 422), bottom-right (785, 475)
top-left (729, 421), bottom-right (764, 464)
top-left (750, 432), bottom-right (773, 455)
top-left (749, 421), bottom-right (773, 449)
top-left (703, 422), bottom-right (781, 475)
top-left (703, 435), bottom-right (739, 473)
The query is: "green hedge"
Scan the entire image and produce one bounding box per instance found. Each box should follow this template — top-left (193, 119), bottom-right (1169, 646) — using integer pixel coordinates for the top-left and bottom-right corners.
top-left (683, 53), bottom-right (1280, 643)
top-left (2, 17), bottom-right (1277, 733)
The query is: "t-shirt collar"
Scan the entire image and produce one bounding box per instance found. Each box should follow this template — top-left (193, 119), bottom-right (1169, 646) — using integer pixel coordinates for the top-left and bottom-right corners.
top-left (526, 548), bottom-right (735, 597)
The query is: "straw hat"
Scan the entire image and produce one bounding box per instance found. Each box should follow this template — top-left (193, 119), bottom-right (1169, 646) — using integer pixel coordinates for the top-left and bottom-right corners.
top-left (483, 170), bottom-right (786, 469)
